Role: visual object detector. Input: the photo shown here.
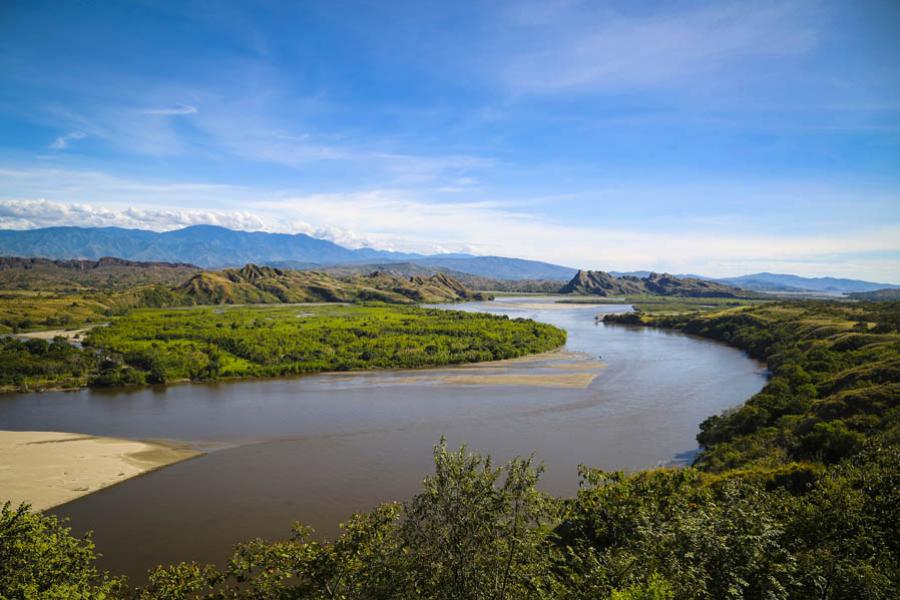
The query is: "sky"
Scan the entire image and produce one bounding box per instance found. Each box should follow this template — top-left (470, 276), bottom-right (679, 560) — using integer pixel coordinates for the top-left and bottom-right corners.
top-left (1, 0), bottom-right (899, 281)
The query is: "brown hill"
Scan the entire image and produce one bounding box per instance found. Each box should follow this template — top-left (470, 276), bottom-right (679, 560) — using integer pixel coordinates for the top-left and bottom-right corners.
top-left (128, 264), bottom-right (491, 307)
top-left (0, 256), bottom-right (200, 291)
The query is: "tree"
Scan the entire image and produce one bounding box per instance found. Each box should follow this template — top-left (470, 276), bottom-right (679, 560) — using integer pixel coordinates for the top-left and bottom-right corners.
top-left (0, 502), bottom-right (122, 599)
top-left (397, 441), bottom-right (556, 600)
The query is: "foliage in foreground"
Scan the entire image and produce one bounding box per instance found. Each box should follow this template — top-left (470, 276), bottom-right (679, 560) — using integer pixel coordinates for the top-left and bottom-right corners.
top-left (2, 440), bottom-right (898, 599)
top-left (0, 501), bottom-right (123, 599)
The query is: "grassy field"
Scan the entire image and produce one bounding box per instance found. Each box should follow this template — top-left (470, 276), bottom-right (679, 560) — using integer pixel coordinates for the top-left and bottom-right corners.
top-left (0, 291), bottom-right (110, 333)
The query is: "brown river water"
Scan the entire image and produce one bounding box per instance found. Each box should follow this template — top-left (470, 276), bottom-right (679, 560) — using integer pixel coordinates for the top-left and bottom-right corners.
top-left (0, 298), bottom-right (767, 580)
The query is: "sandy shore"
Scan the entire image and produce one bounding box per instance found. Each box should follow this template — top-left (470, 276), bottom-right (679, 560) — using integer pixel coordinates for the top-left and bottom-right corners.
top-left (0, 431), bottom-right (201, 511)
top-left (16, 327), bottom-right (93, 341)
top-left (324, 349), bottom-right (606, 389)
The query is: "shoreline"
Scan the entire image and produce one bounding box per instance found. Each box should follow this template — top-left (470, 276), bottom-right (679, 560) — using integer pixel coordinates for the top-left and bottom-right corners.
top-left (0, 430), bottom-right (202, 511)
top-left (1, 342), bottom-right (569, 396)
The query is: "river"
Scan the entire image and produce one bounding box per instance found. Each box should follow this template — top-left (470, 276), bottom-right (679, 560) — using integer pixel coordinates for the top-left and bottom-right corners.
top-left (0, 297), bottom-right (766, 579)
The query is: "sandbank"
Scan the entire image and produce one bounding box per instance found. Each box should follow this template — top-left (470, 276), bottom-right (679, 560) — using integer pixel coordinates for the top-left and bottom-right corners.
top-left (0, 430), bottom-right (201, 511)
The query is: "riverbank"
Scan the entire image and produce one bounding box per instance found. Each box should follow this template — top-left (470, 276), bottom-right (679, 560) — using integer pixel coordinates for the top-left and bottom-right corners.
top-left (0, 430), bottom-right (201, 511)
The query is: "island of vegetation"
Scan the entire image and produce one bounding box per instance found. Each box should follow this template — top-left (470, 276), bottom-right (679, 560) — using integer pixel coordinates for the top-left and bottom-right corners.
top-left (0, 304), bottom-right (566, 392)
top-left (3, 299), bottom-right (897, 599)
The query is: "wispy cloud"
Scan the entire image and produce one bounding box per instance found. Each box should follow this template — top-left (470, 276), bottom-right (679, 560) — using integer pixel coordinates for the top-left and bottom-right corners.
top-left (142, 104), bottom-right (198, 116)
top-left (49, 131), bottom-right (87, 150)
top-left (494, 1), bottom-right (820, 93)
top-left (0, 198), bottom-right (265, 232)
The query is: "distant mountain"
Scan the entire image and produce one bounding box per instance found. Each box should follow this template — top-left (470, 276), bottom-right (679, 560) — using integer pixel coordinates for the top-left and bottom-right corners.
top-left (0, 225), bottom-right (422, 268)
top-left (0, 225), bottom-right (577, 281)
top-left (414, 256), bottom-right (577, 281)
top-left (717, 272), bottom-right (900, 293)
top-left (560, 270), bottom-right (746, 298)
top-left (310, 261), bottom-right (473, 279)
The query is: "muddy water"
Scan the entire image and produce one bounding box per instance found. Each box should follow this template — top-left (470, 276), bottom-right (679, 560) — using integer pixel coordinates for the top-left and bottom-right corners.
top-left (0, 298), bottom-right (766, 579)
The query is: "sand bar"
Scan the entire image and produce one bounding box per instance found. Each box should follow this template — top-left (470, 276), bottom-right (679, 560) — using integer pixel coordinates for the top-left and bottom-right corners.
top-left (0, 431), bottom-right (201, 511)
top-left (323, 349), bottom-right (605, 389)
top-left (15, 326), bottom-right (97, 342)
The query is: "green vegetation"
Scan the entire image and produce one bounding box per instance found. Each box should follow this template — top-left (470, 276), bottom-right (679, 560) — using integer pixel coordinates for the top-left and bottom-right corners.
top-left (0, 291), bottom-right (110, 334)
top-left (0, 501), bottom-right (124, 598)
top-left (0, 337), bottom-right (96, 391)
top-left (0, 305), bottom-right (566, 391)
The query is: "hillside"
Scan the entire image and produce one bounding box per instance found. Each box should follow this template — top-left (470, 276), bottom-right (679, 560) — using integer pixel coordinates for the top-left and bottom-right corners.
top-left (315, 261), bottom-right (565, 293)
top-left (123, 264), bottom-right (490, 308)
top-left (560, 270), bottom-right (746, 297)
top-left (848, 288), bottom-right (900, 301)
top-left (0, 256), bottom-right (200, 291)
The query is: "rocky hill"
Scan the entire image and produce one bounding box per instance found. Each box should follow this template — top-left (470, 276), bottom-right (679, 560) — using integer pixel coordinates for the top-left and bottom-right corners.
top-left (560, 270), bottom-right (745, 297)
top-left (121, 264), bottom-right (491, 307)
top-left (316, 261), bottom-right (565, 293)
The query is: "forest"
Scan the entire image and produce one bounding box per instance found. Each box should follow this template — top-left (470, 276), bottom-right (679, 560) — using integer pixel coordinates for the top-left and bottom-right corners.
top-left (0, 305), bottom-right (567, 391)
top-left (2, 300), bottom-right (898, 599)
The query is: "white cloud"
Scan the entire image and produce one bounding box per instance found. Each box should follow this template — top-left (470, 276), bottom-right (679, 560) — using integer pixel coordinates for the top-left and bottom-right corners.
top-left (142, 104), bottom-right (199, 116)
top-left (0, 199), bottom-right (266, 232)
top-left (49, 131), bottom-right (87, 150)
top-left (0, 168), bottom-right (898, 281)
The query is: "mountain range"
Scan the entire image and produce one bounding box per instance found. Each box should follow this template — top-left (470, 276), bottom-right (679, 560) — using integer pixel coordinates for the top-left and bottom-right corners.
top-left (0, 225), bottom-right (896, 293)
top-left (714, 273), bottom-right (900, 293)
top-left (0, 225), bottom-right (576, 281)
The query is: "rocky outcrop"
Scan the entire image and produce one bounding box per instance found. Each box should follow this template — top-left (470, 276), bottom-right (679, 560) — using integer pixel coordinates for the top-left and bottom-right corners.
top-left (559, 270), bottom-right (744, 297)
top-left (168, 265), bottom-right (490, 306)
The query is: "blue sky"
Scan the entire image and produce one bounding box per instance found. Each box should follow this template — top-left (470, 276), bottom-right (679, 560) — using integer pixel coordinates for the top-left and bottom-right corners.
top-left (1, 0), bottom-right (899, 280)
